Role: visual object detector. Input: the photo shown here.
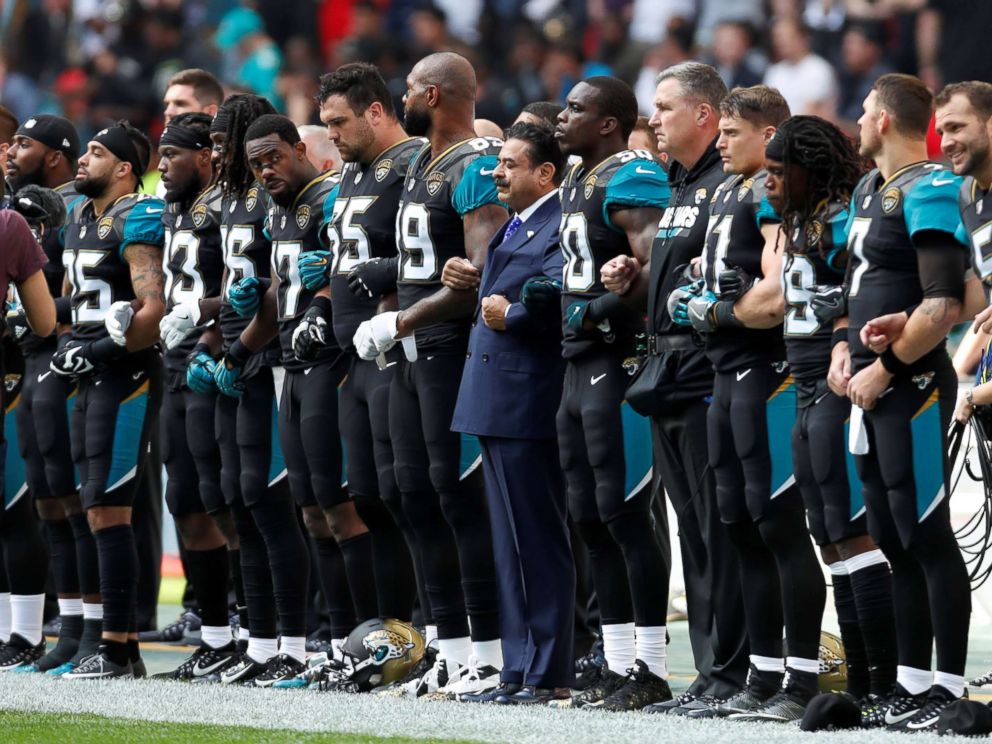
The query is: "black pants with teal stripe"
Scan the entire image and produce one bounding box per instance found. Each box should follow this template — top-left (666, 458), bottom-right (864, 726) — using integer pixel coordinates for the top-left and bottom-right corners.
top-left (857, 362), bottom-right (970, 675)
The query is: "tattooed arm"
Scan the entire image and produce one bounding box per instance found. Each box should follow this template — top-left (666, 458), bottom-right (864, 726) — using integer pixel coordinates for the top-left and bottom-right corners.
top-left (123, 242), bottom-right (167, 351)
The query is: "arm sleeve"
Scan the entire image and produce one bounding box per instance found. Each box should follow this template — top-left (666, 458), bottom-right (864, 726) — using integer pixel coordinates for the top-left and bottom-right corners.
top-left (119, 197), bottom-right (166, 256)
top-left (826, 208), bottom-right (851, 274)
top-left (754, 195), bottom-right (781, 228)
top-left (451, 156), bottom-right (505, 215)
top-left (2, 211), bottom-right (48, 283)
top-left (915, 231), bottom-right (967, 301)
top-left (55, 295), bottom-right (72, 324)
top-left (904, 172), bottom-right (967, 244)
top-left (602, 160), bottom-right (670, 232)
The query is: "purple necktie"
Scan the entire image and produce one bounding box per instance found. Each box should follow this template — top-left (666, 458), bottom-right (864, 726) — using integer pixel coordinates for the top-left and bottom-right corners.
top-left (501, 215), bottom-right (523, 244)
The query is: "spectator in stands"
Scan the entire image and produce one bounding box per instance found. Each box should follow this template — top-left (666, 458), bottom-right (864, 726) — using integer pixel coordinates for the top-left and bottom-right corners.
top-left (764, 18), bottom-right (838, 119)
top-left (298, 125), bottom-right (342, 173)
top-left (837, 22), bottom-right (894, 129)
top-left (215, 7), bottom-right (284, 111)
top-left (709, 21), bottom-right (767, 90)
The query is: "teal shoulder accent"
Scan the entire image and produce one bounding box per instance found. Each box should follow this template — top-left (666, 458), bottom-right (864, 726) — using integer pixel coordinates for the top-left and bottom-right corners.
top-left (602, 159), bottom-right (670, 232)
top-left (955, 220), bottom-right (970, 246)
top-left (754, 195), bottom-right (780, 228)
top-left (120, 196), bottom-right (166, 257)
top-left (451, 156), bottom-right (504, 216)
top-left (826, 207), bottom-right (850, 273)
top-left (904, 171), bottom-right (967, 245)
top-left (319, 186), bottom-right (339, 248)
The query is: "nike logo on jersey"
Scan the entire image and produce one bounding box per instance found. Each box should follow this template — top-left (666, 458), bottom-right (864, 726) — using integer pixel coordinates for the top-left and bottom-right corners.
top-left (479, 168), bottom-right (495, 176)
top-left (736, 369), bottom-right (751, 381)
top-left (931, 177), bottom-right (955, 187)
top-left (304, 367), bottom-right (313, 376)
top-left (590, 373), bottom-right (607, 385)
top-left (131, 371), bottom-right (143, 381)
top-left (144, 208), bottom-right (164, 214)
top-left (634, 166), bottom-right (656, 175)
top-left (37, 371), bottom-right (51, 384)
top-left (814, 392), bottom-right (830, 406)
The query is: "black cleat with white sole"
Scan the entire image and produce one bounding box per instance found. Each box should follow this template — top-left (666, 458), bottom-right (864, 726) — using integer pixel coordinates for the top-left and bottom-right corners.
top-left (61, 647), bottom-right (133, 680)
top-left (219, 653), bottom-right (270, 685)
top-left (0, 634), bottom-right (45, 671)
top-left (251, 653), bottom-right (306, 688)
top-left (878, 683), bottom-right (929, 728)
top-left (886, 685), bottom-right (958, 732)
top-left (153, 642), bottom-right (240, 681)
top-left (593, 660), bottom-right (672, 712)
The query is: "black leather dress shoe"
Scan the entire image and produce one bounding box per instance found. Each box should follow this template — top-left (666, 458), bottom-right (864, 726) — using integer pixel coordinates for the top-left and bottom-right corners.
top-left (496, 685), bottom-right (571, 705)
top-left (460, 682), bottom-right (522, 703)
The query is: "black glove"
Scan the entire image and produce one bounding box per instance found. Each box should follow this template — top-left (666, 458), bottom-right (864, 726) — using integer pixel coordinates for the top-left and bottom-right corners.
top-left (810, 285), bottom-right (847, 325)
top-left (50, 335), bottom-right (124, 379)
top-left (716, 264), bottom-right (756, 302)
top-left (292, 297), bottom-right (332, 363)
top-left (347, 257), bottom-right (398, 298)
top-left (520, 276), bottom-right (561, 317)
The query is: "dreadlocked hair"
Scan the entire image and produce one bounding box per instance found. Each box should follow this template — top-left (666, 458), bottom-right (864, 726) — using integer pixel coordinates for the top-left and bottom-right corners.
top-left (215, 94), bottom-right (277, 198)
top-left (773, 115), bottom-right (869, 260)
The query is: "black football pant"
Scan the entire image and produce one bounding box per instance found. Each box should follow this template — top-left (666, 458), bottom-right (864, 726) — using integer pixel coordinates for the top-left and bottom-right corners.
top-left (651, 395), bottom-right (747, 698)
top-left (856, 363), bottom-right (970, 676)
top-left (558, 352), bottom-right (669, 630)
top-left (709, 364), bottom-right (824, 663)
top-left (389, 350), bottom-right (498, 642)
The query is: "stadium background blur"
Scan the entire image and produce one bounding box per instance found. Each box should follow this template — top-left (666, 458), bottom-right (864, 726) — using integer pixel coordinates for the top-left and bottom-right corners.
top-left (1, 0), bottom-right (991, 154)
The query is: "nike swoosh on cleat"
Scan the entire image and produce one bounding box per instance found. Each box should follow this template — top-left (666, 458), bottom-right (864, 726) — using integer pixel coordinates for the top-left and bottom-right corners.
top-left (884, 710), bottom-right (918, 725)
top-left (193, 658), bottom-right (232, 676)
top-left (590, 373), bottom-right (607, 385)
top-left (906, 718), bottom-right (937, 731)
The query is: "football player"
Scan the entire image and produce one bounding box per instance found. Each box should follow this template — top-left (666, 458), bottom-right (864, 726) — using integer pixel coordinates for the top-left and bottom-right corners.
top-left (2, 116), bottom-right (88, 673)
top-left (52, 121), bottom-right (166, 679)
top-left (836, 73), bottom-right (970, 730)
top-left (305, 63), bottom-right (422, 625)
top-left (352, 52), bottom-right (507, 695)
top-left (550, 76), bottom-right (672, 711)
top-left (151, 113), bottom-right (236, 680)
top-left (214, 114), bottom-right (355, 687)
top-left (673, 87), bottom-right (825, 722)
top-left (764, 115), bottom-right (897, 725)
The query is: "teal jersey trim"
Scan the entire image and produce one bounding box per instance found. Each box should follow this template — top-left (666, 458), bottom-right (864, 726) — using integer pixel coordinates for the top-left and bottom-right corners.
top-left (120, 197), bottom-right (167, 257)
top-left (767, 380), bottom-right (797, 497)
top-left (826, 208), bottom-right (851, 274)
top-left (904, 171), bottom-right (967, 245)
top-left (602, 160), bottom-right (670, 233)
top-left (451, 156), bottom-right (505, 216)
top-left (911, 394), bottom-right (945, 521)
top-left (754, 195), bottom-right (780, 229)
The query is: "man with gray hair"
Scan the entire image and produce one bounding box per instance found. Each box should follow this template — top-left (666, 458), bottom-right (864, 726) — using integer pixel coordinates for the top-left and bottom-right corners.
top-left (297, 125), bottom-right (342, 173)
top-left (601, 61), bottom-right (748, 717)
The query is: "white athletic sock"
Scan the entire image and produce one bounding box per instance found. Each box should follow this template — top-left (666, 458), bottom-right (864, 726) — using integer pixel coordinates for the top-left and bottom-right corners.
top-left (786, 656), bottom-right (820, 675)
top-left (332, 638), bottom-right (346, 662)
top-left (279, 635), bottom-right (306, 664)
top-left (635, 625), bottom-right (668, 679)
top-left (437, 636), bottom-right (472, 666)
top-left (897, 665), bottom-right (933, 695)
top-left (239, 627), bottom-right (250, 642)
top-left (602, 622), bottom-right (636, 674)
top-left (9, 594), bottom-right (44, 645)
top-left (472, 639), bottom-right (503, 670)
top-left (0, 592), bottom-right (10, 642)
top-left (201, 624), bottom-right (232, 650)
top-left (933, 671), bottom-right (966, 699)
top-left (828, 561), bottom-right (849, 577)
top-left (845, 549), bottom-right (889, 574)
top-left (58, 597), bottom-right (83, 617)
top-left (424, 625), bottom-right (438, 648)
top-left (751, 654), bottom-right (786, 673)
top-left (81, 602), bottom-right (103, 621)
top-left (247, 636), bottom-right (277, 664)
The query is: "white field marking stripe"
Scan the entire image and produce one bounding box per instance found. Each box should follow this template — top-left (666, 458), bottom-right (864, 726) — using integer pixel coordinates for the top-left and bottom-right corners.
top-left (0, 674), bottom-right (922, 744)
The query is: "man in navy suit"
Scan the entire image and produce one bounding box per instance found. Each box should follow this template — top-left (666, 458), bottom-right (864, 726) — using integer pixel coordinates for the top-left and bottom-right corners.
top-left (443, 122), bottom-right (574, 705)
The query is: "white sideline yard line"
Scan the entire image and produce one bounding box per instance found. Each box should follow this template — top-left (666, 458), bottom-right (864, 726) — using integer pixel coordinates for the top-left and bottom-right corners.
top-left (0, 675), bottom-right (948, 744)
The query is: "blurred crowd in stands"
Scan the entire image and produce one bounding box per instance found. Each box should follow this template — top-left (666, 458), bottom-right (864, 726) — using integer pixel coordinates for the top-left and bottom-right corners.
top-left (1, 0), bottom-right (989, 143)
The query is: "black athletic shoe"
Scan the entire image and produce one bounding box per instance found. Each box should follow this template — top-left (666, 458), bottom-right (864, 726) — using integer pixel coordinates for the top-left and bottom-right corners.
top-left (859, 694), bottom-right (885, 728)
top-left (879, 683), bottom-right (928, 728)
top-left (732, 670), bottom-right (818, 724)
top-left (887, 685), bottom-right (958, 732)
top-left (251, 654), bottom-right (306, 688)
top-left (717, 666), bottom-right (783, 717)
top-left (643, 690), bottom-right (696, 714)
top-left (556, 667), bottom-right (627, 709)
top-left (678, 694), bottom-right (727, 719)
top-left (593, 660), bottom-right (673, 712)
top-left (0, 634), bottom-right (45, 671)
top-left (132, 657), bottom-right (146, 679)
top-left (153, 642), bottom-right (240, 681)
top-left (139, 610), bottom-right (201, 644)
top-left (969, 669), bottom-right (992, 688)
top-left (573, 640), bottom-right (605, 690)
top-left (374, 644), bottom-right (437, 697)
top-left (305, 635), bottom-right (334, 655)
top-left (61, 647), bottom-right (132, 680)
top-left (219, 653), bottom-right (270, 685)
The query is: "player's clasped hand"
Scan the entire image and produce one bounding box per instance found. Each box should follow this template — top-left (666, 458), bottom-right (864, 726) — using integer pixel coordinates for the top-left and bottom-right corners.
top-left (160, 301), bottom-right (200, 350)
top-left (519, 276), bottom-right (561, 315)
top-left (347, 257), bottom-right (397, 298)
top-left (214, 340), bottom-right (250, 397)
top-left (716, 266), bottom-right (754, 302)
top-left (50, 337), bottom-right (96, 378)
top-left (228, 276), bottom-right (263, 317)
top-left (667, 279), bottom-right (703, 326)
top-left (481, 295), bottom-right (510, 330)
top-left (441, 257), bottom-right (481, 291)
top-left (298, 250), bottom-right (332, 290)
top-left (185, 345), bottom-right (218, 394)
top-left (105, 300), bottom-right (135, 346)
top-left (860, 312), bottom-right (908, 354)
top-left (292, 305), bottom-right (329, 362)
top-left (353, 311), bottom-right (399, 360)
top-left (600, 255), bottom-right (639, 295)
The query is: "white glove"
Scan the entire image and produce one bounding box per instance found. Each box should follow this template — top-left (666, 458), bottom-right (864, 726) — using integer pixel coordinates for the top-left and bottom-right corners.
top-left (159, 301), bottom-right (202, 350)
top-left (105, 301), bottom-right (135, 347)
top-left (353, 311), bottom-right (399, 360)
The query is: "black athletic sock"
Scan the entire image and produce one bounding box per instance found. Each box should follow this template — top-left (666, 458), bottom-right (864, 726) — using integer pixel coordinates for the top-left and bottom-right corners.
top-left (313, 536), bottom-right (356, 638)
top-left (850, 562), bottom-right (896, 695)
top-left (102, 639), bottom-right (129, 667)
top-left (184, 545), bottom-right (230, 629)
top-left (228, 548), bottom-right (248, 633)
top-left (69, 617), bottom-right (103, 664)
top-left (67, 512), bottom-right (100, 596)
top-left (912, 530), bottom-right (971, 677)
top-left (45, 518), bottom-right (80, 595)
top-left (230, 501), bottom-right (277, 639)
top-left (606, 511), bottom-right (670, 627)
top-left (127, 638), bottom-right (140, 662)
top-left (354, 494), bottom-right (416, 621)
top-left (249, 497), bottom-right (309, 637)
top-left (0, 496), bottom-right (48, 594)
top-left (337, 532), bottom-right (379, 623)
top-left (574, 518), bottom-right (634, 626)
top-left (831, 571), bottom-right (868, 699)
top-left (92, 524), bottom-right (137, 634)
top-left (726, 519), bottom-right (784, 659)
top-left (59, 614), bottom-right (84, 642)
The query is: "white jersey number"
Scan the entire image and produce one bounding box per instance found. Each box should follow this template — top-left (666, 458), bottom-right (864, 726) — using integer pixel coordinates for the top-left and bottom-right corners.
top-left (398, 202), bottom-right (438, 282)
top-left (163, 228), bottom-right (205, 307)
top-left (560, 213), bottom-right (595, 292)
top-left (782, 254), bottom-right (819, 336)
top-left (329, 196), bottom-right (376, 275)
top-left (63, 249), bottom-right (113, 325)
top-left (273, 241), bottom-right (303, 319)
top-left (221, 224), bottom-right (257, 295)
top-left (847, 217), bottom-right (872, 297)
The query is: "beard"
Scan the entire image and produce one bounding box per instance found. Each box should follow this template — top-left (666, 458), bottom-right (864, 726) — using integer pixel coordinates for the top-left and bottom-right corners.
top-left (164, 177), bottom-right (198, 207)
top-left (960, 138), bottom-right (991, 177)
top-left (403, 105), bottom-right (431, 138)
top-left (7, 164), bottom-right (42, 192)
top-left (75, 171), bottom-right (112, 198)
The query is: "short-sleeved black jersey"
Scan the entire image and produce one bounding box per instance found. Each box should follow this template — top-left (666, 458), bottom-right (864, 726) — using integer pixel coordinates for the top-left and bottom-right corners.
top-left (846, 163), bottom-right (965, 374)
top-left (701, 171), bottom-right (784, 372)
top-left (268, 171), bottom-right (341, 370)
top-left (328, 137), bottom-right (424, 351)
top-left (396, 136), bottom-right (505, 351)
top-left (161, 185), bottom-right (224, 371)
top-left (63, 192), bottom-right (166, 342)
top-left (218, 183), bottom-right (273, 349)
top-left (781, 200), bottom-right (849, 381)
top-left (957, 176), bottom-right (992, 289)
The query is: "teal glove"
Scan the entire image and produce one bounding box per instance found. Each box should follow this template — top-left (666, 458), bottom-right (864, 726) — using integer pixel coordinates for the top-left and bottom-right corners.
top-left (214, 339), bottom-right (250, 397)
top-left (229, 277), bottom-right (264, 318)
top-left (186, 344), bottom-right (218, 394)
top-left (298, 251), bottom-right (332, 290)
top-left (667, 279), bottom-right (704, 326)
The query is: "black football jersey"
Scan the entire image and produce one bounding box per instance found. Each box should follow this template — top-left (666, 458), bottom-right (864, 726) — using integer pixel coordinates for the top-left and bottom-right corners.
top-left (701, 171), bottom-right (783, 372)
top-left (558, 150), bottom-right (669, 358)
top-left (846, 163), bottom-right (965, 373)
top-left (396, 136), bottom-right (505, 351)
top-left (161, 185), bottom-right (224, 371)
top-left (268, 171), bottom-right (341, 369)
top-left (956, 176), bottom-right (992, 289)
top-left (218, 183), bottom-right (273, 349)
top-left (328, 137), bottom-right (425, 351)
top-left (781, 200), bottom-right (849, 381)
top-left (63, 193), bottom-right (166, 342)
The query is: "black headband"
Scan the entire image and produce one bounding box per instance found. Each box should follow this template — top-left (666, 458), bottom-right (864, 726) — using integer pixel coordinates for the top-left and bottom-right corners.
top-left (15, 115), bottom-right (79, 157)
top-left (765, 130), bottom-right (786, 162)
top-left (210, 107), bottom-right (230, 134)
top-left (160, 123), bottom-right (211, 151)
top-left (93, 125), bottom-right (144, 177)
